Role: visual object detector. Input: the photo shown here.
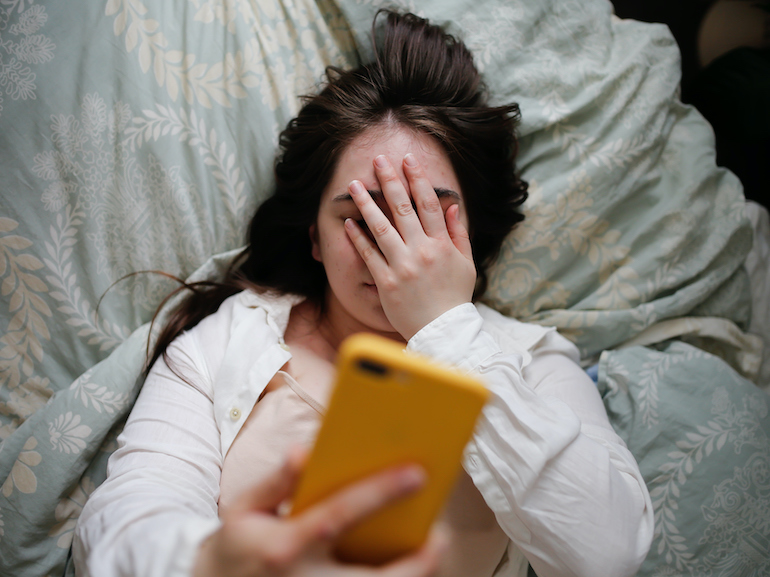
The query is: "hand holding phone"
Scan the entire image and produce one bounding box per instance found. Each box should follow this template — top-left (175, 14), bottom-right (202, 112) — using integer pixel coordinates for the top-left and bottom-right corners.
top-left (194, 447), bottom-right (444, 577)
top-left (290, 333), bottom-right (489, 565)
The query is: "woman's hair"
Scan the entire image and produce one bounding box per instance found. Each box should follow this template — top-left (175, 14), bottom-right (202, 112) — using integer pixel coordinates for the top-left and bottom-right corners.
top-left (147, 10), bottom-right (527, 371)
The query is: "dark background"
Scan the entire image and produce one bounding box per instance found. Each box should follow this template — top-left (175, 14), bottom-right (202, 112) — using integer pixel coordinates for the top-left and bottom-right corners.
top-left (610, 0), bottom-right (769, 208)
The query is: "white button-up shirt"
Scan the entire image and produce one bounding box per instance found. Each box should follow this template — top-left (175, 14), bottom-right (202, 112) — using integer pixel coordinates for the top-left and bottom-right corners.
top-left (74, 290), bottom-right (653, 577)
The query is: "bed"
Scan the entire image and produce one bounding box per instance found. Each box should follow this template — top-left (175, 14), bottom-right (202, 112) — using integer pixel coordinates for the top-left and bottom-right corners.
top-left (1, 0), bottom-right (768, 575)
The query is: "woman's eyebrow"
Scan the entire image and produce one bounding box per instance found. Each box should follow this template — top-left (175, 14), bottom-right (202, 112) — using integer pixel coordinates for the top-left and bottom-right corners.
top-left (332, 187), bottom-right (460, 203)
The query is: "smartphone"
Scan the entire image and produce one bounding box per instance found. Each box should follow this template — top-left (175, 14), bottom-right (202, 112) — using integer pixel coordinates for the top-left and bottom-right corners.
top-left (290, 332), bottom-right (489, 565)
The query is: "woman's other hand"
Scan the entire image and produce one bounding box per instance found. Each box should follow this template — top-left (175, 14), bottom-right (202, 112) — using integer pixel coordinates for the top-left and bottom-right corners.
top-left (345, 153), bottom-right (476, 340)
top-left (193, 448), bottom-right (444, 577)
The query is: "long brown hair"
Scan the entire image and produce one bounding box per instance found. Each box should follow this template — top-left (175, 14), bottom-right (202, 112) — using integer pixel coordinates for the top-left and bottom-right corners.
top-left (147, 10), bottom-right (527, 372)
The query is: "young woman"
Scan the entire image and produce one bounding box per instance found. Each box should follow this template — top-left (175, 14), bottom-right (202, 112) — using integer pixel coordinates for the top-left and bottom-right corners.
top-left (74, 11), bottom-right (653, 577)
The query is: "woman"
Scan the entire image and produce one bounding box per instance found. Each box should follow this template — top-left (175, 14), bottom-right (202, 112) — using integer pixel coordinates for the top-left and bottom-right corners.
top-left (74, 11), bottom-right (653, 577)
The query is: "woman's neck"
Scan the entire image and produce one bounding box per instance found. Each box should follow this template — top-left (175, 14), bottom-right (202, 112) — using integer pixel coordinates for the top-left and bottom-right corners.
top-left (294, 292), bottom-right (405, 359)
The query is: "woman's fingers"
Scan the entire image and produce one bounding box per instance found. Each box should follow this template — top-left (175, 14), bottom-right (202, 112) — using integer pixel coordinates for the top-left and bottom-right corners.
top-left (371, 154), bottom-right (426, 241)
top-left (197, 459), bottom-right (437, 577)
top-left (444, 204), bottom-right (474, 261)
top-left (346, 153), bottom-right (456, 261)
top-left (371, 153), bottom-right (450, 242)
top-left (292, 465), bottom-right (426, 545)
top-left (344, 214), bottom-right (388, 278)
top-left (347, 179), bottom-right (404, 264)
top-left (400, 153), bottom-right (451, 239)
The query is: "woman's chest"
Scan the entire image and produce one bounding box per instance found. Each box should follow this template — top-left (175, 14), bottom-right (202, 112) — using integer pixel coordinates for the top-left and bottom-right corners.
top-left (217, 338), bottom-right (335, 511)
top-left (216, 330), bottom-right (508, 576)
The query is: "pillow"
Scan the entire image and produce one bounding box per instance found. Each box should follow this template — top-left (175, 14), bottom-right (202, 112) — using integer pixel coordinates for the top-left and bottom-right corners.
top-left (339, 0), bottom-right (755, 363)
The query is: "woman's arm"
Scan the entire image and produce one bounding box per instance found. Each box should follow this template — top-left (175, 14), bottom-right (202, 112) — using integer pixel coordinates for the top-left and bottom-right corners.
top-left (74, 331), bottom-right (224, 577)
top-left (74, 326), bottom-right (445, 577)
top-left (407, 304), bottom-right (654, 577)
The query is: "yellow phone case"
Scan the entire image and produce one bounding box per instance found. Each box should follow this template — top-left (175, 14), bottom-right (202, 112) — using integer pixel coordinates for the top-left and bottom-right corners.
top-left (290, 333), bottom-right (489, 565)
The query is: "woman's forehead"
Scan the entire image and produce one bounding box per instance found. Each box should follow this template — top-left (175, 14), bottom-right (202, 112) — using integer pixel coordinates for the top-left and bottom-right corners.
top-left (325, 125), bottom-right (463, 201)
top-left (344, 125), bottom-right (445, 162)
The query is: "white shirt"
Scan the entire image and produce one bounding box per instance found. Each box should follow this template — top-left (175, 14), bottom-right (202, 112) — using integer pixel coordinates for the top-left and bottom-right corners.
top-left (74, 290), bottom-right (653, 577)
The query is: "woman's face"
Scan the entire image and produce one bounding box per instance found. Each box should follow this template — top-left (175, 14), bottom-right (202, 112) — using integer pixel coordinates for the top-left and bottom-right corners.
top-left (311, 125), bottom-right (468, 341)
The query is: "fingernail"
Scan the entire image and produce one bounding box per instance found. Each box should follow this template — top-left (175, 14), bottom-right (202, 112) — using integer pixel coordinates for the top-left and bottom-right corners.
top-left (433, 528), bottom-right (451, 554)
top-left (398, 466), bottom-right (427, 491)
top-left (404, 153), bottom-right (417, 167)
top-left (374, 155), bottom-right (388, 168)
top-left (349, 180), bottom-right (365, 196)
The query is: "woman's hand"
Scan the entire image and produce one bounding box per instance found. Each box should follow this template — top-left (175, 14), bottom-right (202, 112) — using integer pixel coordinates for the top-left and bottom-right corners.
top-left (344, 153), bottom-right (476, 340)
top-left (194, 448), bottom-right (444, 577)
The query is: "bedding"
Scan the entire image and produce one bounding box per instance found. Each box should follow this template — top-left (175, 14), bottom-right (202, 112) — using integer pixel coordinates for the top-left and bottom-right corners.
top-left (0, 1), bottom-right (767, 576)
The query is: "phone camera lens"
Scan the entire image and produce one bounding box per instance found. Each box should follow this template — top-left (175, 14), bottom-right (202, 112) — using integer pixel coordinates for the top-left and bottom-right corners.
top-left (357, 359), bottom-right (388, 376)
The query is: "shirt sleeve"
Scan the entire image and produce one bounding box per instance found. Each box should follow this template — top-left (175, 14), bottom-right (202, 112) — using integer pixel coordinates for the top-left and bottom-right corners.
top-left (73, 329), bottom-right (223, 577)
top-left (407, 304), bottom-right (654, 577)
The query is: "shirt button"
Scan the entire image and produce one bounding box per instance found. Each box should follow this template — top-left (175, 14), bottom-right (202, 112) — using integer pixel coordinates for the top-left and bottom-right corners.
top-left (280, 342), bottom-right (290, 351)
top-left (229, 408), bottom-right (241, 421)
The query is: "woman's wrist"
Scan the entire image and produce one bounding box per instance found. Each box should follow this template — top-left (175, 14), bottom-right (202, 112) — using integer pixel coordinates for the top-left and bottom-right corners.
top-left (406, 303), bottom-right (500, 374)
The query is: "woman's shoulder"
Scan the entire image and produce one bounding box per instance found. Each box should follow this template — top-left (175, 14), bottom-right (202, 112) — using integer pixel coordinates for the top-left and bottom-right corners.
top-left (165, 289), bottom-right (301, 376)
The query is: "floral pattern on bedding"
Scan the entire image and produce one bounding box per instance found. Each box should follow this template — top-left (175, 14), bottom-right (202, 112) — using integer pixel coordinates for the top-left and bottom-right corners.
top-left (0, 0), bottom-right (359, 438)
top-left (0, 1), bottom-right (766, 576)
top-left (0, 3), bottom-right (56, 114)
top-left (600, 342), bottom-right (770, 576)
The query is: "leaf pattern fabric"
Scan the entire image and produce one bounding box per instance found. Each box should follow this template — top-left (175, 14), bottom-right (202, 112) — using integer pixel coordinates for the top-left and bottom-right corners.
top-left (600, 342), bottom-right (770, 576)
